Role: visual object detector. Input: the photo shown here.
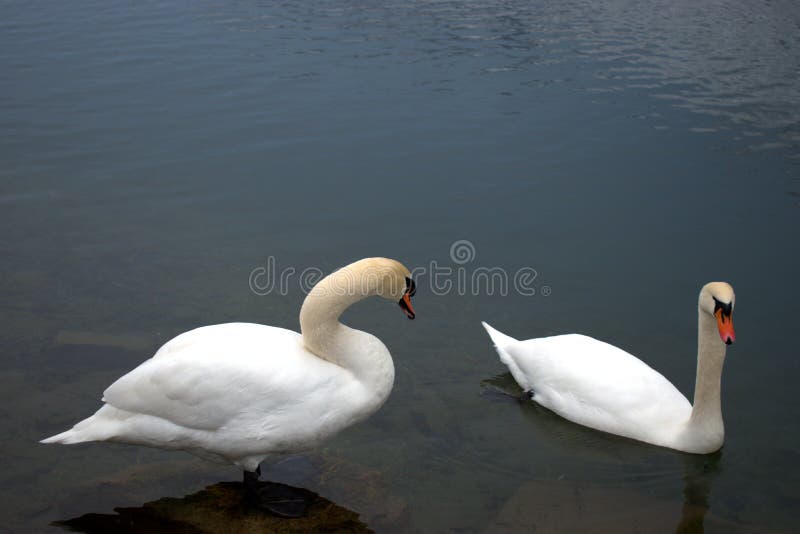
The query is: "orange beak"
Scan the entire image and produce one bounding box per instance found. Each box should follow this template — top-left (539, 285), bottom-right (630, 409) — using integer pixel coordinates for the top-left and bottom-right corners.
top-left (715, 309), bottom-right (735, 345)
top-left (399, 292), bottom-right (415, 320)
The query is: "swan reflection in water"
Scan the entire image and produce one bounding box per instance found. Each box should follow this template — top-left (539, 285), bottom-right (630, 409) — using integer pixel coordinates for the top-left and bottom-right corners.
top-left (480, 373), bottom-right (728, 533)
top-left (54, 478), bottom-right (371, 534)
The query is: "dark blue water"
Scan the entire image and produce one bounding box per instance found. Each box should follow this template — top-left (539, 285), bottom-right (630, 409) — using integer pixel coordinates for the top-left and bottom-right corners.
top-left (2, 0), bottom-right (799, 531)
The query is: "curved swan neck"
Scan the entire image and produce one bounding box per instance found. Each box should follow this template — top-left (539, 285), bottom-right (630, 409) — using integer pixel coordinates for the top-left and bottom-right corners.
top-left (299, 263), bottom-right (382, 346)
top-left (688, 310), bottom-right (727, 428)
top-left (297, 260), bottom-right (396, 393)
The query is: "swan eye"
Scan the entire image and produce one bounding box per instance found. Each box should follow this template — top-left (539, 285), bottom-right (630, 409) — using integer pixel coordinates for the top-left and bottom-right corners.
top-left (712, 297), bottom-right (732, 319)
top-left (405, 277), bottom-right (417, 297)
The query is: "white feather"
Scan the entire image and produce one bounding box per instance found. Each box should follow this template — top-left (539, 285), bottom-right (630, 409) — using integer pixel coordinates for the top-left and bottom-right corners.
top-left (481, 282), bottom-right (735, 454)
top-left (41, 258), bottom-right (412, 472)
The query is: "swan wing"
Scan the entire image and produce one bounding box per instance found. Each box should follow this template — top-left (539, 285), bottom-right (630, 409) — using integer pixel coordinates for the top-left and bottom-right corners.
top-left (102, 323), bottom-right (342, 431)
top-left (505, 334), bottom-right (691, 439)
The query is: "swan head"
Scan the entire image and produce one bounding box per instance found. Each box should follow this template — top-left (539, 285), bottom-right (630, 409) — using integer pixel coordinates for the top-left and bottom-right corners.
top-left (374, 258), bottom-right (416, 320)
top-left (345, 257), bottom-right (417, 320)
top-left (699, 282), bottom-right (735, 345)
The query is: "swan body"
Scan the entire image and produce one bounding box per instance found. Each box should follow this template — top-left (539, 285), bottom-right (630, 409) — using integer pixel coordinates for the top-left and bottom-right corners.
top-left (42, 258), bottom-right (417, 473)
top-left (483, 282), bottom-right (735, 454)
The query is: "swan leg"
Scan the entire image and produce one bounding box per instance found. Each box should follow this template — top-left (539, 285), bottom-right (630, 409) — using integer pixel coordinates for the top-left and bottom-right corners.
top-left (242, 467), bottom-right (311, 518)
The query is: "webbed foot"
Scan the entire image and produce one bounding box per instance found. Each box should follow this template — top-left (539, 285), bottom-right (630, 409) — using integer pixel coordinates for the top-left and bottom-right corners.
top-left (243, 469), bottom-right (312, 518)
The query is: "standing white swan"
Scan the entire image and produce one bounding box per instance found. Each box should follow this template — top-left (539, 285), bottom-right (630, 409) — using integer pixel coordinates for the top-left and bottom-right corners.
top-left (41, 257), bottom-right (417, 516)
top-left (482, 282), bottom-right (735, 454)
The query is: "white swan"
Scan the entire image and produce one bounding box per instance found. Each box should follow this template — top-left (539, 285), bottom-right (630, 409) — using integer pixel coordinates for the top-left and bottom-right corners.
top-left (42, 257), bottom-right (417, 516)
top-left (482, 282), bottom-right (735, 454)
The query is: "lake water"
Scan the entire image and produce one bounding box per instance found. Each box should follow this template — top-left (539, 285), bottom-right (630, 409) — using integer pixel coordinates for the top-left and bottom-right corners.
top-left (2, 0), bottom-right (800, 531)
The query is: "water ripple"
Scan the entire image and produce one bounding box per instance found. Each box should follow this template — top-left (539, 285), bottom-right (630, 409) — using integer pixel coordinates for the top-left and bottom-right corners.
top-left (191, 0), bottom-right (800, 154)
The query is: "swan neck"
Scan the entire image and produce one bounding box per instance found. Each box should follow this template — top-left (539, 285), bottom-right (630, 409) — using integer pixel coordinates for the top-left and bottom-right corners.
top-left (297, 264), bottom-right (394, 398)
top-left (299, 266), bottom-right (379, 346)
top-left (689, 311), bottom-right (727, 428)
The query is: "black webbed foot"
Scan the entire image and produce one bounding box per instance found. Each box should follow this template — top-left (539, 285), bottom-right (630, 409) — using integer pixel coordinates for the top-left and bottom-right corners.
top-left (242, 469), bottom-right (313, 518)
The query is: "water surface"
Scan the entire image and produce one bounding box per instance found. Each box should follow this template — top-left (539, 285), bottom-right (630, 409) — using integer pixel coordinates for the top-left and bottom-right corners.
top-left (2, 0), bottom-right (799, 532)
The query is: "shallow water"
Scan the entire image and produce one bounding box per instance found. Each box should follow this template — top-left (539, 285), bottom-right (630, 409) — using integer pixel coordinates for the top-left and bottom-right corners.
top-left (2, 0), bottom-right (800, 531)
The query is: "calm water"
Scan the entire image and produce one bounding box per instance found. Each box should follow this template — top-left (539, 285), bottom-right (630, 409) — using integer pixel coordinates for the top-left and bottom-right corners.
top-left (2, 0), bottom-right (800, 531)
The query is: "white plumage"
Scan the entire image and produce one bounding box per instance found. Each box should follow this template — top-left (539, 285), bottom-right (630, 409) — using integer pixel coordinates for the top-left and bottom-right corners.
top-left (42, 258), bottom-right (415, 473)
top-left (482, 282), bottom-right (736, 454)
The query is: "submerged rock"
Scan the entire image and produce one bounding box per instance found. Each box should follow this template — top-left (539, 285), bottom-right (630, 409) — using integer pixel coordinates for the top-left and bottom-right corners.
top-left (55, 480), bottom-right (372, 534)
top-left (311, 453), bottom-right (408, 530)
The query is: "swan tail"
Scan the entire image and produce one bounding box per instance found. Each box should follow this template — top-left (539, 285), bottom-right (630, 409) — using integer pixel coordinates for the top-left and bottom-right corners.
top-left (40, 428), bottom-right (90, 445)
top-left (40, 405), bottom-right (125, 445)
top-left (481, 322), bottom-right (532, 392)
top-left (481, 321), bottom-right (518, 353)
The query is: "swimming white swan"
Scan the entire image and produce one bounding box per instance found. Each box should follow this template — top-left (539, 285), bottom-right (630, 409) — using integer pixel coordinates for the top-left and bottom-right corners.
top-left (42, 257), bottom-right (417, 516)
top-left (482, 282), bottom-right (735, 454)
